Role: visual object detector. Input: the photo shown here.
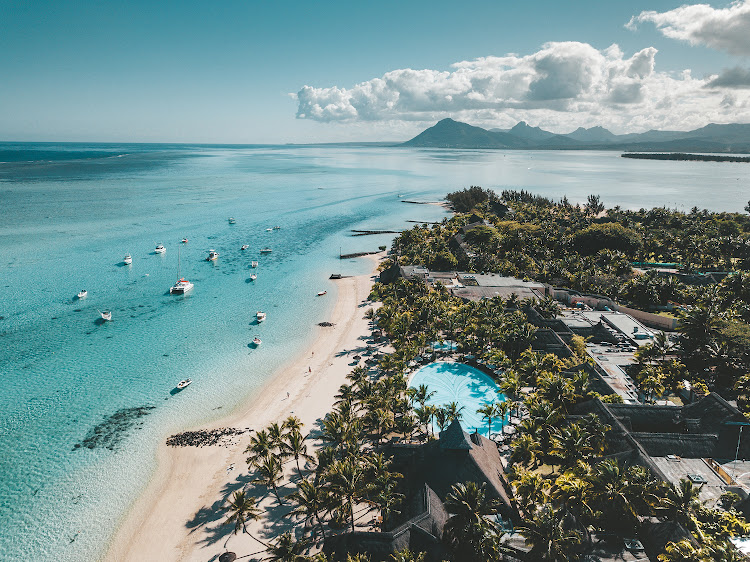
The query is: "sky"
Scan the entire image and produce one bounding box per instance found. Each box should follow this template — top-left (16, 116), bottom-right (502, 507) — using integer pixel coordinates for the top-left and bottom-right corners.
top-left (1, 0), bottom-right (749, 143)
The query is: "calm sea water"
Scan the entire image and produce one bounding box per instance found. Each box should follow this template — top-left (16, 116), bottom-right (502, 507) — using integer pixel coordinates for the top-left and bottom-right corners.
top-left (0, 144), bottom-right (748, 560)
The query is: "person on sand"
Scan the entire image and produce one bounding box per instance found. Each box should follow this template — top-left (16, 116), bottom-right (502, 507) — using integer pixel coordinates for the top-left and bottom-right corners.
top-left (308, 366), bottom-right (312, 373)
top-left (286, 392), bottom-right (290, 399)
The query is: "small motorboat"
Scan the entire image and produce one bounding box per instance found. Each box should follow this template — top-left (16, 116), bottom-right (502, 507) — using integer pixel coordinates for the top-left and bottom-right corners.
top-left (266, 228), bottom-right (272, 232)
top-left (176, 378), bottom-right (192, 389)
top-left (252, 336), bottom-right (262, 346)
top-left (170, 278), bottom-right (194, 294)
top-left (206, 250), bottom-right (219, 261)
top-left (260, 248), bottom-right (272, 254)
top-left (317, 291), bottom-right (327, 297)
top-left (123, 254), bottom-right (132, 265)
top-left (256, 311), bottom-right (266, 322)
top-left (273, 226), bottom-right (280, 230)
top-left (99, 310), bottom-right (112, 321)
top-left (77, 290), bottom-right (87, 299)
top-left (181, 238), bottom-right (188, 244)
top-left (228, 218), bottom-right (236, 224)
top-left (241, 245), bottom-right (249, 251)
top-left (251, 261), bottom-right (258, 268)
top-left (155, 244), bottom-right (166, 254)
top-left (249, 274), bottom-right (257, 281)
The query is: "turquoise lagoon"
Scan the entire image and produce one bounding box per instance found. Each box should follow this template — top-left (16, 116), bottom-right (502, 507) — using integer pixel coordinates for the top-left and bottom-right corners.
top-left (1, 143), bottom-right (749, 560)
top-left (408, 361), bottom-right (507, 437)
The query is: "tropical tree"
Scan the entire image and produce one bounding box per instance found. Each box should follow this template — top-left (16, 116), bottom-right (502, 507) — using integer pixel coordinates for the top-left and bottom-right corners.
top-left (389, 549), bottom-right (427, 562)
top-left (477, 403), bottom-right (497, 438)
top-left (285, 478), bottom-right (329, 539)
top-left (283, 429), bottom-right (313, 481)
top-left (327, 456), bottom-right (366, 533)
top-left (443, 481), bottom-right (501, 562)
top-left (264, 531), bottom-right (310, 562)
top-left (518, 504), bottom-right (583, 562)
top-left (223, 490), bottom-right (268, 548)
top-left (246, 429), bottom-right (274, 466)
top-left (253, 454), bottom-right (285, 503)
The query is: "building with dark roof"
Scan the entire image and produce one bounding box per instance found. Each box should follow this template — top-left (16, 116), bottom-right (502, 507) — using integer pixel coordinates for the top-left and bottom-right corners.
top-left (323, 420), bottom-right (518, 561)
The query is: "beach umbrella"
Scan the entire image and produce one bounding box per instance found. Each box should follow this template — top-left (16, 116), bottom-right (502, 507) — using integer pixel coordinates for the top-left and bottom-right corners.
top-left (219, 552), bottom-right (237, 562)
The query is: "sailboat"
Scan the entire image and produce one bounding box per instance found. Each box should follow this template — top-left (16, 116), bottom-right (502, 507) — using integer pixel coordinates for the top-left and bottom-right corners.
top-left (170, 248), bottom-right (194, 294)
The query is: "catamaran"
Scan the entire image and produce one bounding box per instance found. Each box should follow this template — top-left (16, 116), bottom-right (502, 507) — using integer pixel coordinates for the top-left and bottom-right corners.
top-left (206, 250), bottom-right (219, 261)
top-left (256, 311), bottom-right (266, 322)
top-left (155, 244), bottom-right (166, 254)
top-left (170, 248), bottom-right (194, 294)
top-left (251, 261), bottom-right (258, 268)
top-left (228, 217), bottom-right (236, 224)
top-left (249, 274), bottom-right (257, 281)
top-left (99, 310), bottom-right (112, 321)
top-left (123, 254), bottom-right (132, 265)
top-left (77, 290), bottom-right (87, 299)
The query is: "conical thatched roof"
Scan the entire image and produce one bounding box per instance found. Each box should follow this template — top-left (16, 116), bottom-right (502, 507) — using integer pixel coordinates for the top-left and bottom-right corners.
top-left (439, 420), bottom-right (472, 450)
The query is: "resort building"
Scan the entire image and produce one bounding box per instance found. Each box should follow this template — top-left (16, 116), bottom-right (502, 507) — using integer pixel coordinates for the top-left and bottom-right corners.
top-left (323, 420), bottom-right (518, 562)
top-left (575, 394), bottom-right (750, 508)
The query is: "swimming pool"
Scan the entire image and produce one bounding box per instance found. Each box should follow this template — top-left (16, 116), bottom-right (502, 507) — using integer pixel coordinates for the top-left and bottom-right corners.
top-left (409, 361), bottom-right (507, 437)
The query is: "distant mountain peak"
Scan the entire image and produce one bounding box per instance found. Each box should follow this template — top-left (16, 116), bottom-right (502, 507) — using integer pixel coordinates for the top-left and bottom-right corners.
top-left (402, 118), bottom-right (750, 152)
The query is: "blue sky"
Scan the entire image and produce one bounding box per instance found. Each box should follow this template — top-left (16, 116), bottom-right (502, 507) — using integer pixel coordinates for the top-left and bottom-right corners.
top-left (1, 0), bottom-right (748, 143)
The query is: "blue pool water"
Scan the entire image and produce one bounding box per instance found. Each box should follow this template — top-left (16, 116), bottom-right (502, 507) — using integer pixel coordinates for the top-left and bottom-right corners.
top-left (408, 361), bottom-right (507, 437)
top-left (1, 143), bottom-right (749, 560)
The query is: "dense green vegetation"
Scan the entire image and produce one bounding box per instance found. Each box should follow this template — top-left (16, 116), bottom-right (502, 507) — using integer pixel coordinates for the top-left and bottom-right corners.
top-left (397, 187), bottom-right (750, 399)
top-left (221, 188), bottom-right (750, 561)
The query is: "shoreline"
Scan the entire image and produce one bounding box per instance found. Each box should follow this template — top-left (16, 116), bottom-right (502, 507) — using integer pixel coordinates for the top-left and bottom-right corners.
top-left (105, 256), bottom-right (382, 561)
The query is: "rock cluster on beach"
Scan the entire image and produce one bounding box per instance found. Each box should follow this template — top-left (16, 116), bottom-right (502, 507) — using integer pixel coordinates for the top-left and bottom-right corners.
top-left (166, 427), bottom-right (246, 447)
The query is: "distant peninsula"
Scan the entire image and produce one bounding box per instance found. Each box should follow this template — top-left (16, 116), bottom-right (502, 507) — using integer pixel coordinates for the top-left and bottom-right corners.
top-left (402, 118), bottom-right (750, 153)
top-left (621, 152), bottom-right (750, 163)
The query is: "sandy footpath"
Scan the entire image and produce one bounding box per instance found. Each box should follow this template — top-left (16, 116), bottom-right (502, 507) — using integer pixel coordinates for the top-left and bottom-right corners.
top-left (106, 260), bottom-right (381, 561)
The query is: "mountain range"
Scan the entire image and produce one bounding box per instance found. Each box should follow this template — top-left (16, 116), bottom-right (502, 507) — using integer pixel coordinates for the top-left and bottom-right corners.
top-left (401, 118), bottom-right (750, 153)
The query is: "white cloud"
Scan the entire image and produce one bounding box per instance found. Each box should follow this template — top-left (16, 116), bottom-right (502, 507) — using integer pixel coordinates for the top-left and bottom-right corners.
top-left (293, 42), bottom-right (750, 133)
top-left (627, 0), bottom-right (750, 56)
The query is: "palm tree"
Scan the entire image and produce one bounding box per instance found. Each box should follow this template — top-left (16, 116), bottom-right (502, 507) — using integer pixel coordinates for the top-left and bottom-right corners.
top-left (413, 406), bottom-right (432, 439)
top-left (512, 469), bottom-right (549, 515)
top-left (285, 478), bottom-right (328, 539)
top-left (411, 384), bottom-right (436, 408)
top-left (551, 423), bottom-right (593, 469)
top-left (253, 454), bottom-right (285, 503)
top-left (445, 401), bottom-right (464, 422)
top-left (434, 407), bottom-right (450, 432)
top-left (223, 490), bottom-right (268, 548)
top-left (327, 456), bottom-right (366, 533)
top-left (268, 422), bottom-right (286, 450)
top-left (511, 433), bottom-right (541, 468)
top-left (443, 481), bottom-right (502, 561)
top-left (495, 400), bottom-right (511, 436)
top-left (283, 415), bottom-right (303, 434)
top-left (658, 540), bottom-right (713, 562)
top-left (517, 504), bottom-right (583, 562)
top-left (661, 478), bottom-right (705, 540)
top-left (245, 429), bottom-right (273, 466)
top-left (477, 403), bottom-right (497, 438)
top-left (389, 549), bottom-right (427, 562)
top-left (264, 531), bottom-right (310, 562)
top-left (283, 429), bottom-right (312, 481)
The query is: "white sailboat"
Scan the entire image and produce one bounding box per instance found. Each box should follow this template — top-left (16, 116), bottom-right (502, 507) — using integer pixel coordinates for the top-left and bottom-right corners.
top-left (99, 310), bottom-right (112, 321)
top-left (170, 248), bottom-right (194, 294)
top-left (123, 254), bottom-right (132, 265)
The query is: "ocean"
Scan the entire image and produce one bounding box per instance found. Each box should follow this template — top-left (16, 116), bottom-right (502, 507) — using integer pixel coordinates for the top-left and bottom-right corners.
top-left (0, 143), bottom-right (748, 560)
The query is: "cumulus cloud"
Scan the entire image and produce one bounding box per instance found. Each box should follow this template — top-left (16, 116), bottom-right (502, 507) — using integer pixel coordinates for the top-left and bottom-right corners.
top-left (707, 66), bottom-right (750, 88)
top-left (294, 41), bottom-right (750, 133)
top-left (627, 0), bottom-right (750, 56)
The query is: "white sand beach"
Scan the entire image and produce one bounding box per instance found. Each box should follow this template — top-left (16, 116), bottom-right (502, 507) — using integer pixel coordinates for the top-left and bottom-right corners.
top-left (107, 260), bottom-right (382, 561)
